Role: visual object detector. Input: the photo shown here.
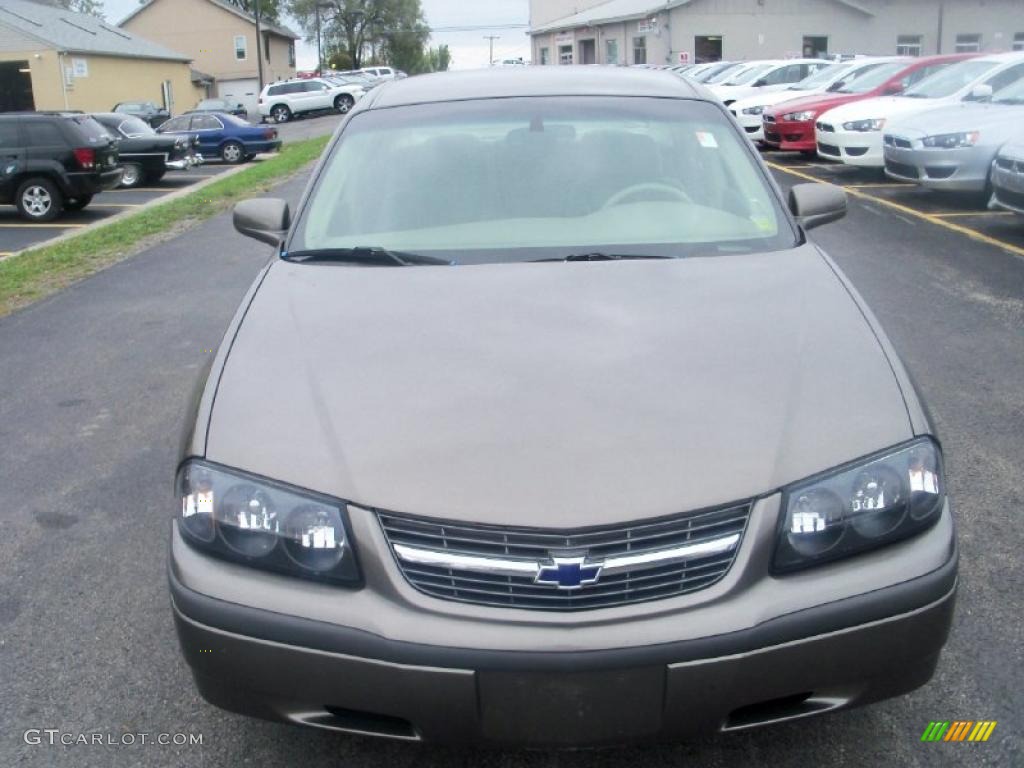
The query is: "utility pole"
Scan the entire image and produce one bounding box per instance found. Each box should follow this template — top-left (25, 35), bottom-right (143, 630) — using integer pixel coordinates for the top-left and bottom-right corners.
top-left (484, 35), bottom-right (500, 65)
top-left (315, 3), bottom-right (323, 75)
top-left (936, 0), bottom-right (945, 54)
top-left (255, 0), bottom-right (265, 91)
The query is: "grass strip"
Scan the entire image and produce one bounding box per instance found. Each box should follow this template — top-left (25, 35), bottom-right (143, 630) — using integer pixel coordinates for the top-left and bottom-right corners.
top-left (0, 135), bottom-right (328, 318)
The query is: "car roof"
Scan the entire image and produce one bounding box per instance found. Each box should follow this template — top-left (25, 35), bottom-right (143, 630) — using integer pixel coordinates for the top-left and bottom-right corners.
top-left (365, 67), bottom-right (702, 110)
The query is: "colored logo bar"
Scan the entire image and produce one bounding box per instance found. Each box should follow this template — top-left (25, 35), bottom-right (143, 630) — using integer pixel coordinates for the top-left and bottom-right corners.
top-left (921, 721), bottom-right (997, 742)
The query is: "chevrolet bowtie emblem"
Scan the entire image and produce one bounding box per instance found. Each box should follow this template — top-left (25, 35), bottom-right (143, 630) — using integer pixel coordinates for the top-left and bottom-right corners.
top-left (535, 556), bottom-right (602, 590)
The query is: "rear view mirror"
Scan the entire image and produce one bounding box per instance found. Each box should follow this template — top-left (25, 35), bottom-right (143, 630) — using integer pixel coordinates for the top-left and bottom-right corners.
top-left (789, 183), bottom-right (847, 230)
top-left (969, 83), bottom-right (993, 101)
top-left (234, 198), bottom-right (291, 246)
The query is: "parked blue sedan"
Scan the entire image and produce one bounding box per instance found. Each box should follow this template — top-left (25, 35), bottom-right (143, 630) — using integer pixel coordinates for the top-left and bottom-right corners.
top-left (156, 112), bottom-right (280, 164)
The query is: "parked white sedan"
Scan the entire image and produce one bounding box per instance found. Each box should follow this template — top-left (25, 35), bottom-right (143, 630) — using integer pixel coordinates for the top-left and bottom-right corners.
top-left (729, 58), bottom-right (899, 142)
top-left (708, 59), bottom-right (830, 107)
top-left (814, 53), bottom-right (1024, 167)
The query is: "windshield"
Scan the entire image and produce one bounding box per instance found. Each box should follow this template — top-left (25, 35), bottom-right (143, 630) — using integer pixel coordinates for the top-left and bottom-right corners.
top-left (903, 60), bottom-right (997, 98)
top-left (724, 64), bottom-right (772, 86)
top-left (222, 114), bottom-right (251, 127)
top-left (992, 76), bottom-right (1024, 105)
top-left (836, 61), bottom-right (907, 93)
top-left (291, 97), bottom-right (795, 264)
top-left (788, 61), bottom-right (852, 90)
top-left (117, 116), bottom-right (154, 137)
top-left (699, 63), bottom-right (740, 83)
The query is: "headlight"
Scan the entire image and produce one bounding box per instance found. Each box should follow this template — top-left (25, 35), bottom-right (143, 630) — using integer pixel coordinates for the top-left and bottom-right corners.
top-left (176, 460), bottom-right (361, 585)
top-left (842, 118), bottom-right (886, 132)
top-left (921, 131), bottom-right (980, 149)
top-left (782, 110), bottom-right (817, 122)
top-left (742, 105), bottom-right (765, 115)
top-left (773, 439), bottom-right (944, 573)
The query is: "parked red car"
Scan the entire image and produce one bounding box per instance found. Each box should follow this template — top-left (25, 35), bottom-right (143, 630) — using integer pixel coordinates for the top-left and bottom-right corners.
top-left (761, 54), bottom-right (976, 153)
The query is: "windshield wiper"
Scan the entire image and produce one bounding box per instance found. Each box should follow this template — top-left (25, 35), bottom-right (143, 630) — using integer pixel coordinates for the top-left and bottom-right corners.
top-left (530, 252), bottom-right (676, 263)
top-left (282, 247), bottom-right (454, 267)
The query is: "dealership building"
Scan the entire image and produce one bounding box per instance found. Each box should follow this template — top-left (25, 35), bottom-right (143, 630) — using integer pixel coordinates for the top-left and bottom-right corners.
top-left (528, 0), bottom-right (1024, 67)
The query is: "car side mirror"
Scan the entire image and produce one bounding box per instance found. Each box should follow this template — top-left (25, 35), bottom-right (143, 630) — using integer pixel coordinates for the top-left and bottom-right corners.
top-left (789, 183), bottom-right (847, 230)
top-left (234, 198), bottom-right (291, 246)
top-left (882, 82), bottom-right (903, 95)
top-left (968, 83), bottom-right (993, 101)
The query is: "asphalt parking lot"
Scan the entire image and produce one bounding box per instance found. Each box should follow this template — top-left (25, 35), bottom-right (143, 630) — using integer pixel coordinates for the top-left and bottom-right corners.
top-left (0, 112), bottom-right (343, 256)
top-left (1, 142), bottom-right (1021, 767)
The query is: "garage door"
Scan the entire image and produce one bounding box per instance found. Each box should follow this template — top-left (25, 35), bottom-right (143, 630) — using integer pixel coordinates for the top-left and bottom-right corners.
top-left (217, 78), bottom-right (259, 119)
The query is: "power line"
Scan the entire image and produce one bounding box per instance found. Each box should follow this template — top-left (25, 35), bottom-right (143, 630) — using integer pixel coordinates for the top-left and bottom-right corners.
top-left (430, 24), bottom-right (528, 32)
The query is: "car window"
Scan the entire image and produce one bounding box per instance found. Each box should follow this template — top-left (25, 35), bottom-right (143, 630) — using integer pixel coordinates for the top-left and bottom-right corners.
top-left (25, 122), bottom-right (65, 147)
top-left (903, 59), bottom-right (999, 98)
top-left (191, 115), bottom-right (222, 130)
top-left (0, 122), bottom-right (20, 148)
top-left (293, 96), bottom-right (795, 263)
top-left (992, 75), bottom-right (1024, 104)
top-left (221, 114), bottom-right (250, 127)
top-left (725, 64), bottom-right (772, 86)
top-left (118, 117), bottom-right (154, 137)
top-left (160, 116), bottom-right (191, 132)
top-left (977, 63), bottom-right (1024, 99)
top-left (70, 116), bottom-right (113, 144)
top-left (901, 63), bottom-right (947, 88)
top-left (267, 84), bottom-right (284, 96)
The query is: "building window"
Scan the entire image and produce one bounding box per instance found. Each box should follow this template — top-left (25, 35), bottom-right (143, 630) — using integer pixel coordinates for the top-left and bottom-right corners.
top-left (1014, 33), bottom-right (1024, 51)
top-left (633, 36), bottom-right (647, 65)
top-left (605, 39), bottom-right (619, 65)
top-left (234, 35), bottom-right (247, 61)
top-left (955, 33), bottom-right (981, 53)
top-left (896, 34), bottom-right (922, 56)
top-left (558, 45), bottom-right (573, 65)
top-left (539, 47), bottom-right (550, 65)
top-left (289, 42), bottom-right (296, 67)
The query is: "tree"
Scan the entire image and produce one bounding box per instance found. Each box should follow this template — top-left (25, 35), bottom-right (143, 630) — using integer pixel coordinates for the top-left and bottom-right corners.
top-left (51, 0), bottom-right (105, 18)
top-left (288, 0), bottom-right (428, 70)
top-left (221, 0), bottom-right (284, 24)
top-left (424, 44), bottom-right (451, 73)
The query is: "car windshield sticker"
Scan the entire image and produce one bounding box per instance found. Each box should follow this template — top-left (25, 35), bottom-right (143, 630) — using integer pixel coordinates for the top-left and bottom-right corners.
top-left (696, 131), bottom-right (719, 148)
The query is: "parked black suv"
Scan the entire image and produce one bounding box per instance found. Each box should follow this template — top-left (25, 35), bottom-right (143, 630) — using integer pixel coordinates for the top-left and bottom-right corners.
top-left (0, 112), bottom-right (122, 222)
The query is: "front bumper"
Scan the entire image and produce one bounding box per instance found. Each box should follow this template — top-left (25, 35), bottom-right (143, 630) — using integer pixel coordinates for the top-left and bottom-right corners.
top-left (762, 118), bottom-right (816, 152)
top-left (167, 153), bottom-right (204, 171)
top-left (816, 125), bottom-right (884, 167)
top-left (991, 158), bottom-right (1024, 214)
top-left (170, 498), bottom-right (957, 747)
top-left (731, 109), bottom-right (765, 141)
top-left (883, 144), bottom-right (991, 192)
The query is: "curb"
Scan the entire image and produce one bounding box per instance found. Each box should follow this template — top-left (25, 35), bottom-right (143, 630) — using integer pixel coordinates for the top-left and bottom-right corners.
top-left (1, 159), bottom-right (260, 263)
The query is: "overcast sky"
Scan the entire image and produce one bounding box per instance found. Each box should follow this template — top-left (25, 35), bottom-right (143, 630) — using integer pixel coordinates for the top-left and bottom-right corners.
top-left (100, 0), bottom-right (530, 70)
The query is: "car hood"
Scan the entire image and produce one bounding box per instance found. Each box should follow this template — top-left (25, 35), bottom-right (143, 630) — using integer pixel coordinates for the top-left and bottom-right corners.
top-left (206, 244), bottom-right (913, 527)
top-left (731, 87), bottom-right (826, 111)
top-left (821, 95), bottom-right (953, 124)
top-left (764, 90), bottom-right (869, 118)
top-left (886, 102), bottom-right (1022, 140)
top-left (997, 140), bottom-right (1024, 161)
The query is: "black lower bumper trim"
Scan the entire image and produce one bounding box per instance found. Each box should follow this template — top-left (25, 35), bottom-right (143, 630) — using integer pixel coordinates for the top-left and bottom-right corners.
top-left (169, 542), bottom-right (957, 673)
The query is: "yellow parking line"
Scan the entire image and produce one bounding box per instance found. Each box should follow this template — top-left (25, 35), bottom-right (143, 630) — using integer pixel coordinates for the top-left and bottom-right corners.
top-left (931, 211), bottom-right (1015, 218)
top-left (846, 183), bottom-right (915, 189)
top-left (0, 222), bottom-right (86, 228)
top-left (111, 188), bottom-right (171, 192)
top-left (767, 161), bottom-right (1024, 258)
top-left (87, 203), bottom-right (143, 208)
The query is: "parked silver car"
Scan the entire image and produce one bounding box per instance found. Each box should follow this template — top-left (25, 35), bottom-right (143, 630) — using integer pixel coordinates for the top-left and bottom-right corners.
top-left (882, 78), bottom-right (1024, 192)
top-left (990, 140), bottom-right (1024, 216)
top-left (171, 68), bottom-right (955, 747)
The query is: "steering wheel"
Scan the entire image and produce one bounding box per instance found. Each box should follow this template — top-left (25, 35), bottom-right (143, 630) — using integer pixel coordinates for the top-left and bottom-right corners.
top-left (602, 181), bottom-right (693, 209)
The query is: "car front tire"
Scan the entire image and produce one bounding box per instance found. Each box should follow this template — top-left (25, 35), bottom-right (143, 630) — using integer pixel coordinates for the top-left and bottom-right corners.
top-left (15, 177), bottom-right (62, 222)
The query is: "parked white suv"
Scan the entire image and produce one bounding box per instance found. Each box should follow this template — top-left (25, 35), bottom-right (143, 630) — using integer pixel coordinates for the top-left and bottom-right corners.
top-left (258, 78), bottom-right (364, 123)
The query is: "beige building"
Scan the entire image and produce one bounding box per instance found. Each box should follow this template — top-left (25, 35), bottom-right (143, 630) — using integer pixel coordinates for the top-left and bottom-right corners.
top-left (0, 0), bottom-right (203, 114)
top-left (530, 0), bottom-right (1024, 67)
top-left (120, 0), bottom-right (300, 116)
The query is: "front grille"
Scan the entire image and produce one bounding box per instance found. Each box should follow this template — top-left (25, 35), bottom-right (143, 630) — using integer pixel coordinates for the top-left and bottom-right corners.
top-left (925, 166), bottom-right (956, 180)
top-left (744, 125), bottom-right (759, 133)
top-left (764, 129), bottom-right (781, 143)
top-left (886, 159), bottom-right (920, 179)
top-left (378, 503), bottom-right (750, 611)
top-left (817, 142), bottom-right (841, 157)
top-left (816, 122), bottom-right (834, 132)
